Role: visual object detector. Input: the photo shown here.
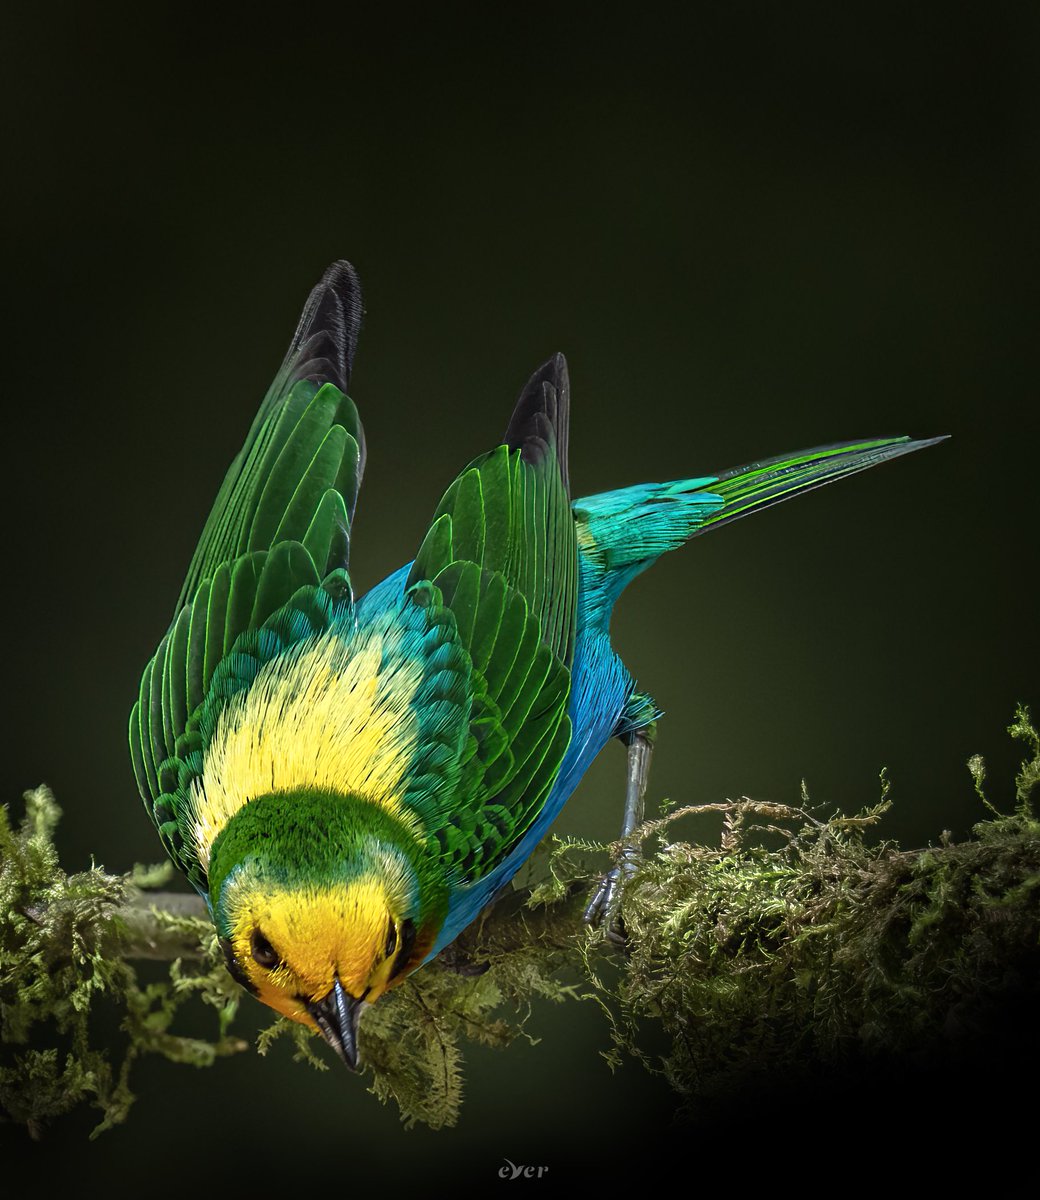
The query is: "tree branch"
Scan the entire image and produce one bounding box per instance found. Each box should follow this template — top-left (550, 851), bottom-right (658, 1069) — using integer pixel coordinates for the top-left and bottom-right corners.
top-left (3, 703), bottom-right (1038, 1137)
top-left (116, 891), bottom-right (210, 959)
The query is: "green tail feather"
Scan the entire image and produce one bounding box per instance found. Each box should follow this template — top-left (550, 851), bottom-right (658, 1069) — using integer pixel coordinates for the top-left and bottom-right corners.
top-left (574, 434), bottom-right (948, 629)
top-left (699, 435), bottom-right (948, 532)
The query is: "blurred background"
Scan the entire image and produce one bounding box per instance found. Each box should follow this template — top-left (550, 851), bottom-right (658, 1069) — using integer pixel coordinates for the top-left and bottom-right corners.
top-left (3, 2), bottom-right (1036, 1187)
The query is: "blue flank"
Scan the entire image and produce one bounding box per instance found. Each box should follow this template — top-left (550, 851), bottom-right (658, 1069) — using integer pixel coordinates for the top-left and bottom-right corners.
top-left (355, 476), bottom-right (727, 959)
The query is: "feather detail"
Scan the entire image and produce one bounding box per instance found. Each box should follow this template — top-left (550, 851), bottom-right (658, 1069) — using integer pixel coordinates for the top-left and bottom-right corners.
top-left (400, 356), bottom-right (579, 883)
top-left (574, 434), bottom-right (948, 630)
top-left (130, 262), bottom-right (369, 889)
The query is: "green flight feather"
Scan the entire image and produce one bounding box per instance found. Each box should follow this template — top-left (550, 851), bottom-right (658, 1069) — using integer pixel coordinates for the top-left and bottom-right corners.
top-left (250, 541), bottom-right (320, 628)
top-left (129, 264), bottom-right (366, 888)
top-left (224, 553), bottom-right (265, 657)
top-left (176, 263), bottom-right (365, 609)
top-left (410, 355), bottom-right (577, 667)
top-left (204, 562), bottom-right (232, 690)
top-left (403, 355), bottom-right (578, 883)
top-left (165, 605), bottom-right (190, 741)
top-left (135, 570), bottom-right (356, 891)
top-left (302, 489), bottom-right (350, 573)
top-left (184, 578), bottom-right (210, 715)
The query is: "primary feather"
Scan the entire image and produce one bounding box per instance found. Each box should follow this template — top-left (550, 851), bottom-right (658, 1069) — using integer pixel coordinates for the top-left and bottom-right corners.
top-left (129, 260), bottom-right (945, 1062)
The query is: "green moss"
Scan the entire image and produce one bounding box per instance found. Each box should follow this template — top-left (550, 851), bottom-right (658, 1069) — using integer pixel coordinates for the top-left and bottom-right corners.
top-left (0, 787), bottom-right (245, 1138)
top-left (3, 705), bottom-right (1039, 1136)
top-left (596, 703), bottom-right (1040, 1110)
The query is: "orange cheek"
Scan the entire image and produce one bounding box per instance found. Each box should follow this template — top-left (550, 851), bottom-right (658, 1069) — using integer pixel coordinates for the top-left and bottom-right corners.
top-left (249, 974), bottom-right (311, 1025)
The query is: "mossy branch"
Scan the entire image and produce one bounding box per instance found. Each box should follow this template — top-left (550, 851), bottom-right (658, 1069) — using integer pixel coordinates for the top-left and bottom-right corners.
top-left (3, 705), bottom-right (1038, 1137)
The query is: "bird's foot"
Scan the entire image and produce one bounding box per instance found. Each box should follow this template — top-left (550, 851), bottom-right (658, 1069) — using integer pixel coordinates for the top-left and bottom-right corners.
top-left (585, 721), bottom-right (655, 946)
top-left (582, 859), bottom-right (636, 946)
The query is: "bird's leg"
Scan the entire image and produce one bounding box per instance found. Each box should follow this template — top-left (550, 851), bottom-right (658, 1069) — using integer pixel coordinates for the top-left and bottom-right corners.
top-left (584, 714), bottom-right (656, 943)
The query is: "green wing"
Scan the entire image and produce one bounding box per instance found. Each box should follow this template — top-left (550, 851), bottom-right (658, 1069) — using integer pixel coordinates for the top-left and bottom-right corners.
top-left (129, 262), bottom-right (365, 886)
top-left (177, 262), bottom-right (365, 607)
top-left (405, 354), bottom-right (578, 882)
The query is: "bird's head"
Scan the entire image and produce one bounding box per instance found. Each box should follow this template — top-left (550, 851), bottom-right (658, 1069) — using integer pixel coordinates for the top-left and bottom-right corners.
top-left (205, 792), bottom-right (446, 1069)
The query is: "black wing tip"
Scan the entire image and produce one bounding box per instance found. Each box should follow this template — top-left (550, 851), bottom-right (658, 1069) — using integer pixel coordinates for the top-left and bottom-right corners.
top-left (321, 258), bottom-right (361, 286)
top-left (317, 260), bottom-right (364, 322)
top-left (504, 352), bottom-right (572, 490)
top-left (520, 352), bottom-right (569, 402)
top-left (284, 259), bottom-right (365, 394)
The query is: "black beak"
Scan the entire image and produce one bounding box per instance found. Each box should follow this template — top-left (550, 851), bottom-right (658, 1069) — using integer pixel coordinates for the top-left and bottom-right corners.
top-left (306, 978), bottom-right (364, 1070)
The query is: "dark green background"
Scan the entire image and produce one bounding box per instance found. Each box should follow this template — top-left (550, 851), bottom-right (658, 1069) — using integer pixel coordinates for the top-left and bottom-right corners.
top-left (3, 3), bottom-right (1036, 1188)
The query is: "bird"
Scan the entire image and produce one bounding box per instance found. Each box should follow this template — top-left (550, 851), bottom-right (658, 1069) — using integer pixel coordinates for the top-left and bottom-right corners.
top-left (129, 260), bottom-right (945, 1070)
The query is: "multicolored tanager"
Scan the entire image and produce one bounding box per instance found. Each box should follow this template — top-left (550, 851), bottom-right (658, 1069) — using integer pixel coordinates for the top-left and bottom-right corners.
top-left (130, 262), bottom-right (943, 1067)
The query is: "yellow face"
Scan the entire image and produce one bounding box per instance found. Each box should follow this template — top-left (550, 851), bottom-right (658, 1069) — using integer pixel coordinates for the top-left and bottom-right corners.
top-left (221, 875), bottom-right (417, 1028)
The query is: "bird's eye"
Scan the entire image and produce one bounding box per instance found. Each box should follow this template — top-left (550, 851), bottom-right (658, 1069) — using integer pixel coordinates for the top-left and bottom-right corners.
top-left (250, 929), bottom-right (281, 969)
top-left (389, 918), bottom-right (417, 980)
top-left (385, 921), bottom-right (397, 959)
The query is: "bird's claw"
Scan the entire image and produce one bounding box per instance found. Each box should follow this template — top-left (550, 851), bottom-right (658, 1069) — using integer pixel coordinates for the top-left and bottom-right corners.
top-left (583, 862), bottom-right (634, 945)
